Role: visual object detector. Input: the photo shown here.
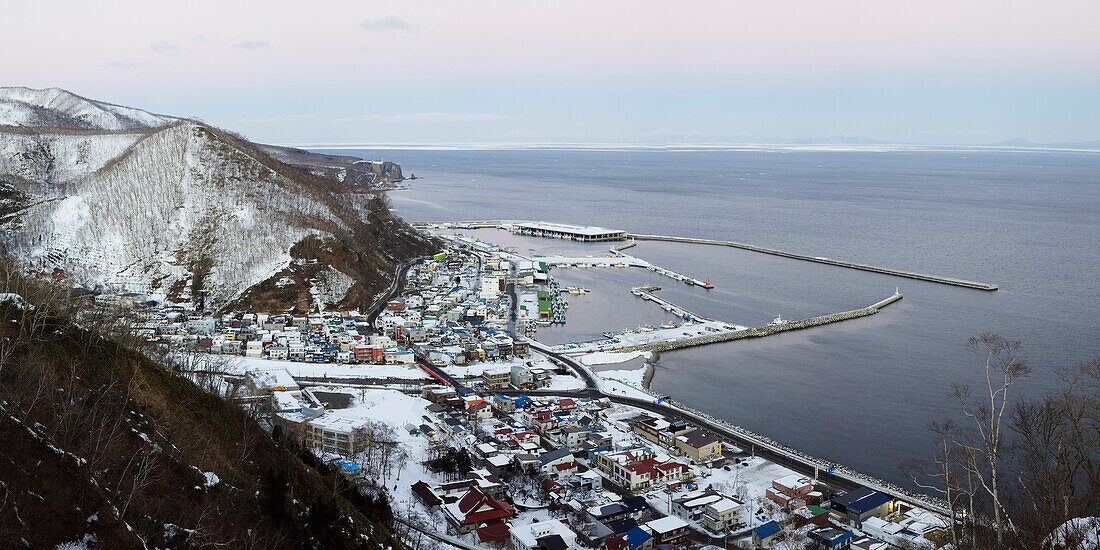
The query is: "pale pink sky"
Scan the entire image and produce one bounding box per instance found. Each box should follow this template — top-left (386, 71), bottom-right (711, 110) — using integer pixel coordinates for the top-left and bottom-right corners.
top-left (4, 1), bottom-right (1097, 144)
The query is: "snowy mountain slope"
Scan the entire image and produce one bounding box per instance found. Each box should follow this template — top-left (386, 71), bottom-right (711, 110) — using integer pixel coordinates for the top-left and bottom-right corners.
top-left (0, 87), bottom-right (177, 130)
top-left (0, 129), bottom-right (146, 186)
top-left (0, 90), bottom-right (435, 311)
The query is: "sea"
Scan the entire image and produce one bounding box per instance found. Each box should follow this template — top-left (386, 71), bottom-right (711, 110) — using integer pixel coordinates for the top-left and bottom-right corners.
top-left (318, 147), bottom-right (1100, 489)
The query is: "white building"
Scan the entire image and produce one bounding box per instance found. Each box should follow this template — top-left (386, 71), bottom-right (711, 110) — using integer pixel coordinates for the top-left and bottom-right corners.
top-left (511, 520), bottom-right (576, 550)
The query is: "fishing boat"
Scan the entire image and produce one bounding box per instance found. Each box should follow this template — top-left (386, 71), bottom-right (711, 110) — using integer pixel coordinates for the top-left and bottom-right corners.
top-left (768, 315), bottom-right (789, 326)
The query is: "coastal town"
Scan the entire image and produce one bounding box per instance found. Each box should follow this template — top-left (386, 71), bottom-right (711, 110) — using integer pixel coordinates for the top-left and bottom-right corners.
top-left (73, 223), bottom-right (955, 550)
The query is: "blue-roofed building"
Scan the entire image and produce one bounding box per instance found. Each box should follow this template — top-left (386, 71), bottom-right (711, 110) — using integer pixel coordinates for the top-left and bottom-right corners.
top-left (622, 526), bottom-right (652, 550)
top-left (831, 488), bottom-right (896, 529)
top-left (808, 526), bottom-right (853, 549)
top-left (752, 521), bottom-right (784, 546)
top-left (607, 518), bottom-right (638, 535)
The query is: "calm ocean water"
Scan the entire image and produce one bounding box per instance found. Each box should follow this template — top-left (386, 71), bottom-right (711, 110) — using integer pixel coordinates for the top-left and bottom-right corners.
top-left (321, 148), bottom-right (1100, 488)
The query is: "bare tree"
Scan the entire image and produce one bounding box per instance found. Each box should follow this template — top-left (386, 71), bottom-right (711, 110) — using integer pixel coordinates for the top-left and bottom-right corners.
top-left (901, 420), bottom-right (969, 547)
top-left (950, 333), bottom-right (1029, 545)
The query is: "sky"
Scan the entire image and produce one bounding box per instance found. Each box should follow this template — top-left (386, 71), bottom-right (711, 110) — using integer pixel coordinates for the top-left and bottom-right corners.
top-left (4, 0), bottom-right (1098, 146)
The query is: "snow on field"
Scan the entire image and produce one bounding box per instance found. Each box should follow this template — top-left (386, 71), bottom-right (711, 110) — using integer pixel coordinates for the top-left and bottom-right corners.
top-left (324, 388), bottom-right (456, 522)
top-left (597, 367), bottom-right (646, 388)
top-left (598, 377), bottom-right (655, 401)
top-left (578, 350), bottom-right (651, 366)
top-left (544, 374), bottom-right (586, 391)
top-left (228, 356), bottom-right (431, 380)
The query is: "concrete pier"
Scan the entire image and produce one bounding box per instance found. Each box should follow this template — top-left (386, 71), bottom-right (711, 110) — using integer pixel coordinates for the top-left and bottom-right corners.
top-left (631, 285), bottom-right (711, 321)
top-left (629, 234), bottom-right (997, 290)
top-left (644, 264), bottom-right (714, 289)
top-left (630, 290), bottom-right (903, 353)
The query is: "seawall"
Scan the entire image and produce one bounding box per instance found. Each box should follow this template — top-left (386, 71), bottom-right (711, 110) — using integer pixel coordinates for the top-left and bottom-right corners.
top-left (628, 234), bottom-right (998, 291)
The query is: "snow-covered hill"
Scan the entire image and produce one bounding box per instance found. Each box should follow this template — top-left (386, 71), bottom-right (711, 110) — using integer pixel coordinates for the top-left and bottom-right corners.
top-left (0, 87), bottom-right (176, 130)
top-left (0, 89), bottom-right (433, 311)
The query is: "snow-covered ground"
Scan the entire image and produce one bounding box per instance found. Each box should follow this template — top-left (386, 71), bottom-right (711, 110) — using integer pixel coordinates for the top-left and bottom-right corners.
top-left (544, 374), bottom-right (586, 391)
top-left (228, 356), bottom-right (431, 381)
top-left (578, 350), bottom-right (651, 366)
top-left (554, 320), bottom-right (748, 354)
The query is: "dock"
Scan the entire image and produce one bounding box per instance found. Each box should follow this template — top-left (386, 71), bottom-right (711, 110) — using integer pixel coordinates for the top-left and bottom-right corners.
top-left (629, 234), bottom-right (998, 291)
top-left (644, 264), bottom-right (714, 289)
top-left (631, 285), bottom-right (710, 321)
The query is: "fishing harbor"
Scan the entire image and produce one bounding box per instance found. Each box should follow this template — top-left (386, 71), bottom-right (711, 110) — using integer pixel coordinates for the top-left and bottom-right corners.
top-left (429, 223), bottom-right (904, 358)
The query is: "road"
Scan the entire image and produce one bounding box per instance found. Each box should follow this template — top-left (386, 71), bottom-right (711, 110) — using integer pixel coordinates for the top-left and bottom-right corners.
top-left (366, 257), bottom-right (421, 327)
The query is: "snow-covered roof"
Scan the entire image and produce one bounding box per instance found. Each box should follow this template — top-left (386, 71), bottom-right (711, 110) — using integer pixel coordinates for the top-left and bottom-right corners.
top-left (646, 516), bottom-right (688, 534)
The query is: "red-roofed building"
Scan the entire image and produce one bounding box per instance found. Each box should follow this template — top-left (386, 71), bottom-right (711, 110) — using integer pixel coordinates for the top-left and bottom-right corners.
top-left (552, 460), bottom-right (579, 478)
top-left (476, 519), bottom-right (511, 544)
top-left (596, 449), bottom-right (689, 492)
top-left (444, 487), bottom-right (516, 534)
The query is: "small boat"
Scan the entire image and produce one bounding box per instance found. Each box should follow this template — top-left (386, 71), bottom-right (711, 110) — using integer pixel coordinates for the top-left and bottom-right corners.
top-left (768, 315), bottom-right (789, 326)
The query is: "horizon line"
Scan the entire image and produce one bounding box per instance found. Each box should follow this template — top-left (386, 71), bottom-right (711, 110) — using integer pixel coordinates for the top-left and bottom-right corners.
top-left (282, 142), bottom-right (1100, 154)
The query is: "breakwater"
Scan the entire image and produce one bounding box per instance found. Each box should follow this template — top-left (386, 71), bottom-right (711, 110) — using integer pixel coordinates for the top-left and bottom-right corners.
top-left (629, 234), bottom-right (998, 291)
top-left (632, 285), bottom-right (711, 321)
top-left (629, 291), bottom-right (902, 353)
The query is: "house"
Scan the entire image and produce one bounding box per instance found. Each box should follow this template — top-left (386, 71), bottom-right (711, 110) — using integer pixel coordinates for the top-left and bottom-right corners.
top-left (753, 520), bottom-right (784, 546)
top-left (435, 470), bottom-right (506, 500)
top-left (670, 490), bottom-right (741, 533)
top-left (267, 345), bottom-right (288, 360)
top-left (512, 521), bottom-right (577, 550)
top-left (595, 449), bottom-right (689, 492)
top-left (674, 429), bottom-right (722, 464)
top-left (830, 488), bottom-right (896, 529)
top-left (808, 526), bottom-right (854, 550)
top-left (411, 480), bottom-right (442, 508)
top-left (767, 473), bottom-right (813, 509)
top-left (467, 401), bottom-right (492, 420)
top-left (482, 367), bottom-right (511, 389)
top-left (577, 469), bottom-right (602, 491)
top-left (631, 415), bottom-right (691, 447)
top-left (586, 496), bottom-right (651, 524)
top-left (859, 516), bottom-right (935, 548)
top-left (560, 426), bottom-right (590, 450)
top-left (702, 496), bottom-right (742, 534)
top-left (644, 516), bottom-right (689, 545)
top-left (792, 504), bottom-right (832, 528)
top-left (442, 486), bottom-right (515, 534)
top-left (245, 339), bottom-right (264, 358)
top-left (539, 449), bottom-right (575, 476)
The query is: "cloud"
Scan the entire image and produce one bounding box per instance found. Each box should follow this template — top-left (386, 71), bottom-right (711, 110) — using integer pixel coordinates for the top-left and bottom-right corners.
top-left (105, 61), bottom-right (145, 68)
top-left (150, 40), bottom-right (181, 54)
top-left (234, 40), bottom-right (270, 50)
top-left (360, 16), bottom-right (411, 32)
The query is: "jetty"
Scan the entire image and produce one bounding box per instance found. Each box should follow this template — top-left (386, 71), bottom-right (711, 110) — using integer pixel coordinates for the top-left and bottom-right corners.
top-left (629, 234), bottom-right (998, 291)
top-left (631, 285), bottom-right (710, 321)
